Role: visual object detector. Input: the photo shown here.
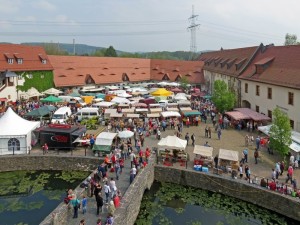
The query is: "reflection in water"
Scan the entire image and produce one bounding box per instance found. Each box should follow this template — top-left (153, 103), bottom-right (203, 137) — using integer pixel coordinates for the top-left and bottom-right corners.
top-left (136, 182), bottom-right (298, 225)
top-left (0, 170), bottom-right (89, 225)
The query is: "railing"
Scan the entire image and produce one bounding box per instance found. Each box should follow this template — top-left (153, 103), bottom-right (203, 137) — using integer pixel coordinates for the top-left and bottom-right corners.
top-left (159, 161), bottom-right (300, 199)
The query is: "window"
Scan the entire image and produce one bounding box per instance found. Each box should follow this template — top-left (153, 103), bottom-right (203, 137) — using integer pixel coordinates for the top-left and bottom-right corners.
top-left (267, 87), bottom-right (272, 99)
top-left (8, 58), bottom-right (14, 64)
top-left (288, 92), bottom-right (294, 105)
top-left (256, 85), bottom-right (260, 96)
top-left (268, 110), bottom-right (272, 119)
top-left (17, 58), bottom-right (23, 64)
top-left (40, 74), bottom-right (44, 79)
top-left (256, 105), bottom-right (259, 112)
top-left (27, 74), bottom-right (33, 79)
top-left (8, 138), bottom-right (20, 151)
top-left (245, 83), bottom-right (248, 93)
top-left (290, 120), bottom-right (294, 129)
top-left (18, 74), bottom-right (22, 80)
top-left (42, 59), bottom-right (47, 64)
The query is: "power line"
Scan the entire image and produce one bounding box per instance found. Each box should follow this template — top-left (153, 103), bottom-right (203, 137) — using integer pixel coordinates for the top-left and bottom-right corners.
top-left (187, 5), bottom-right (200, 53)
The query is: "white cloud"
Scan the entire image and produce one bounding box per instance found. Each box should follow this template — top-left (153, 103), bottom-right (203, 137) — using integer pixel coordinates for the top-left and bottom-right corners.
top-left (33, 0), bottom-right (56, 11)
top-left (0, 0), bottom-right (21, 13)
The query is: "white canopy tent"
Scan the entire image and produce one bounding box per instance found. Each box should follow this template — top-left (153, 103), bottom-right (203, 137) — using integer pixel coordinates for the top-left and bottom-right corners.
top-left (218, 149), bottom-right (239, 162)
top-left (96, 101), bottom-right (115, 108)
top-left (0, 108), bottom-right (40, 155)
top-left (158, 135), bottom-right (187, 150)
top-left (117, 92), bottom-right (132, 98)
top-left (95, 132), bottom-right (117, 145)
top-left (161, 111), bottom-right (181, 118)
top-left (193, 145), bottom-right (213, 158)
top-left (26, 87), bottom-right (44, 98)
top-left (147, 113), bottom-right (160, 118)
top-left (111, 97), bottom-right (131, 104)
top-left (42, 88), bottom-right (63, 95)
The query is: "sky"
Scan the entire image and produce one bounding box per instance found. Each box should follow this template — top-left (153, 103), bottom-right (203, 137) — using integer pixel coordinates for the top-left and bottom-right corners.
top-left (0, 0), bottom-right (299, 52)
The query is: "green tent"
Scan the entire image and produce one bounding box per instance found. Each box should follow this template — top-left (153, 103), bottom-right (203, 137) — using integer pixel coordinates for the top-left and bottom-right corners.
top-left (183, 110), bottom-right (202, 116)
top-left (203, 95), bottom-right (212, 99)
top-left (96, 93), bottom-right (106, 99)
top-left (25, 105), bottom-right (56, 118)
top-left (41, 95), bottom-right (62, 103)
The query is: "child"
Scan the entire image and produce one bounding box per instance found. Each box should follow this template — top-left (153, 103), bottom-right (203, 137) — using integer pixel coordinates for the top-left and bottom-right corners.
top-left (82, 195), bottom-right (87, 214)
top-left (97, 218), bottom-right (102, 225)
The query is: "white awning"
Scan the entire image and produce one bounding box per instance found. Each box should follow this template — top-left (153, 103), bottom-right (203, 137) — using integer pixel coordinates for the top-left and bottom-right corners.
top-left (126, 114), bottom-right (140, 118)
top-left (150, 108), bottom-right (162, 113)
top-left (95, 132), bottom-right (118, 145)
top-left (218, 149), bottom-right (239, 162)
top-left (161, 111), bottom-right (181, 118)
top-left (193, 145), bottom-right (213, 157)
top-left (110, 113), bottom-right (123, 118)
top-left (147, 113), bottom-right (160, 118)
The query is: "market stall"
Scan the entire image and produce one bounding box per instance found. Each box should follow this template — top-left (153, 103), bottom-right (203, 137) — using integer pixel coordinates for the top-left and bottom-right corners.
top-left (158, 135), bottom-right (188, 166)
top-left (92, 132), bottom-right (118, 156)
top-left (218, 149), bottom-right (239, 173)
top-left (150, 108), bottom-right (162, 113)
top-left (166, 107), bottom-right (179, 112)
top-left (125, 113), bottom-right (140, 118)
top-left (193, 145), bottom-right (213, 167)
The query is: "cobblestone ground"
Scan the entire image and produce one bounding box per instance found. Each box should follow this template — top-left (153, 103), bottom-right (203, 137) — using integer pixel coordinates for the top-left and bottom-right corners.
top-left (32, 121), bottom-right (300, 225)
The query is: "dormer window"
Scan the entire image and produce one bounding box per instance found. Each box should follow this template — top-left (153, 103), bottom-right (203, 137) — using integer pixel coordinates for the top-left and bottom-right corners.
top-left (42, 59), bottom-right (47, 64)
top-left (8, 58), bottom-right (14, 64)
top-left (17, 58), bottom-right (23, 64)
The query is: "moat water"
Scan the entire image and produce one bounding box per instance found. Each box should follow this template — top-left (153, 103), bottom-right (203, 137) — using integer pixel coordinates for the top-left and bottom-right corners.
top-left (136, 182), bottom-right (298, 225)
top-left (0, 170), bottom-right (89, 225)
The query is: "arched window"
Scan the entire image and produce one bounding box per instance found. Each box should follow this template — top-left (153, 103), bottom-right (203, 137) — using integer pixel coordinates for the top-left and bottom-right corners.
top-left (8, 138), bottom-right (20, 151)
top-left (122, 73), bottom-right (130, 81)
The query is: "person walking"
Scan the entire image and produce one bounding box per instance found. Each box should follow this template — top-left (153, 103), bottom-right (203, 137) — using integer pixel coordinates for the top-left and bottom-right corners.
top-left (114, 160), bottom-right (120, 180)
top-left (81, 195), bottom-right (87, 214)
top-left (205, 126), bottom-right (209, 138)
top-left (104, 182), bottom-right (111, 203)
top-left (256, 136), bottom-right (261, 150)
top-left (243, 148), bottom-right (249, 163)
top-left (286, 165), bottom-right (294, 184)
top-left (217, 127), bottom-right (222, 140)
top-left (185, 133), bottom-right (190, 145)
top-left (245, 165), bottom-right (251, 180)
top-left (208, 127), bottom-right (212, 138)
top-left (191, 133), bottom-right (195, 146)
top-left (254, 148), bottom-right (259, 164)
top-left (95, 192), bottom-right (103, 215)
top-left (239, 164), bottom-right (243, 179)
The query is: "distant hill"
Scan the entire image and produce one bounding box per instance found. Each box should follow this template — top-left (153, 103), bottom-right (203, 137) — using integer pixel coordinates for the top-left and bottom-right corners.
top-left (21, 42), bottom-right (204, 60)
top-left (21, 42), bottom-right (104, 55)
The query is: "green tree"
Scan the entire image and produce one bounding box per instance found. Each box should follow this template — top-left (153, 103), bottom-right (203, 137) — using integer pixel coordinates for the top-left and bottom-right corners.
top-left (269, 107), bottom-right (292, 158)
top-left (284, 33), bottom-right (300, 45)
top-left (92, 48), bottom-right (106, 57)
top-left (42, 43), bottom-right (69, 55)
top-left (211, 80), bottom-right (236, 113)
top-left (104, 46), bottom-right (117, 57)
top-left (180, 76), bottom-right (190, 90)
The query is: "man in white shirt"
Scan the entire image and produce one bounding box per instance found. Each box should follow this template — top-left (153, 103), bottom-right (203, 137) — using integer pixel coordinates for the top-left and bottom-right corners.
top-left (129, 151), bottom-right (136, 168)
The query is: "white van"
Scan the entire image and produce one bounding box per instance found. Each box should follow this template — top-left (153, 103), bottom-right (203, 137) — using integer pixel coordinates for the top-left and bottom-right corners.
top-left (51, 107), bottom-right (72, 124)
top-left (76, 107), bottom-right (100, 121)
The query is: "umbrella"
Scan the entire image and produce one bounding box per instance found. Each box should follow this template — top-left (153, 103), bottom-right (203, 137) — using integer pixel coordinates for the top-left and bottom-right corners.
top-left (41, 95), bottom-right (63, 103)
top-left (171, 87), bottom-right (183, 93)
top-left (42, 88), bottom-right (63, 95)
top-left (151, 88), bottom-right (173, 97)
top-left (26, 87), bottom-right (44, 97)
top-left (131, 102), bottom-right (147, 108)
top-left (118, 130), bottom-right (134, 139)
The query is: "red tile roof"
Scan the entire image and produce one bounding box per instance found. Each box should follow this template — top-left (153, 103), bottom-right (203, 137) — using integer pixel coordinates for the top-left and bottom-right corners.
top-left (0, 44), bottom-right (53, 71)
top-left (150, 59), bottom-right (204, 84)
top-left (49, 56), bottom-right (205, 87)
top-left (198, 46), bottom-right (260, 77)
top-left (240, 45), bottom-right (300, 89)
top-left (49, 56), bottom-right (151, 87)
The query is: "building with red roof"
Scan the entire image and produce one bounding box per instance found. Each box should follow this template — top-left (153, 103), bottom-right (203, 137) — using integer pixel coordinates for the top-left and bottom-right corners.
top-left (49, 56), bottom-right (204, 88)
top-left (239, 45), bottom-right (300, 131)
top-left (0, 44), bottom-right (53, 102)
top-left (199, 43), bottom-right (300, 132)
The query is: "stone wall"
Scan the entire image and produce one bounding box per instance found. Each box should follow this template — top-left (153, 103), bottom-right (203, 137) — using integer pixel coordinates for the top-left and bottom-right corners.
top-left (154, 165), bottom-right (300, 222)
top-left (113, 156), bottom-right (155, 225)
top-left (0, 155), bottom-right (99, 172)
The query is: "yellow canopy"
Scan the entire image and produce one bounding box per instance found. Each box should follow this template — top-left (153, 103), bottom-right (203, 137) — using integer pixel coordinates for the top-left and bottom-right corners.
top-left (151, 88), bottom-right (173, 96)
